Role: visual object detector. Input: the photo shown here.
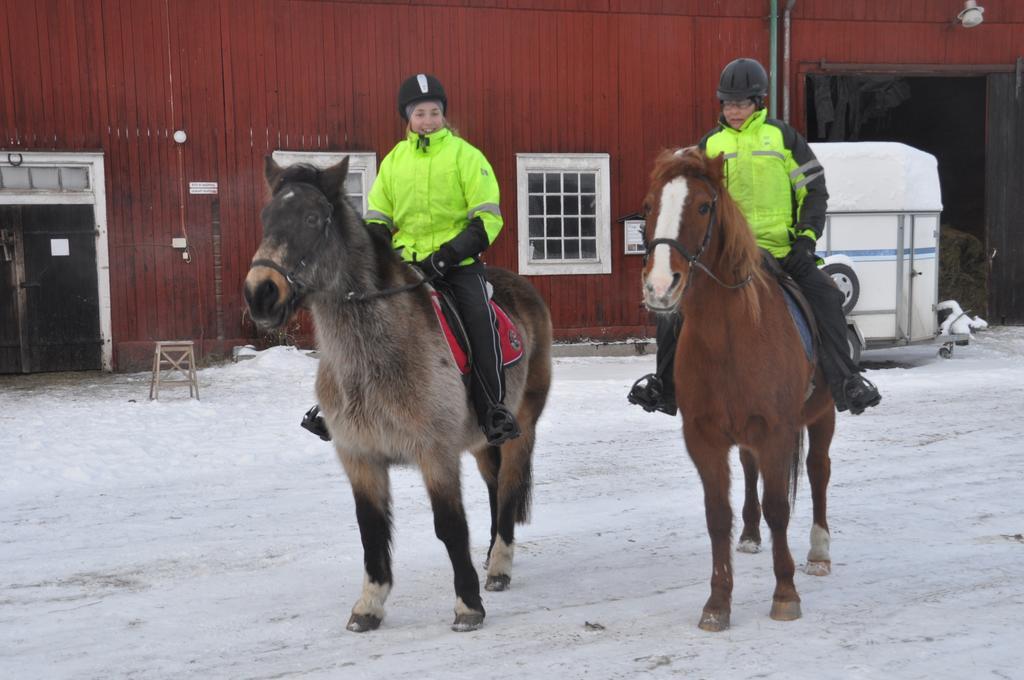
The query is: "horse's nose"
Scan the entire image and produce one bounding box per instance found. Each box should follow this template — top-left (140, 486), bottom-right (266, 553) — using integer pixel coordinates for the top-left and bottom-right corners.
top-left (645, 272), bottom-right (682, 304)
top-left (244, 276), bottom-right (281, 323)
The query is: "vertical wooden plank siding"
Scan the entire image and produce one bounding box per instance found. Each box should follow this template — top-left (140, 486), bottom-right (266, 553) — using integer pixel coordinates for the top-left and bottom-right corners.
top-left (1, 0), bottom-right (1022, 367)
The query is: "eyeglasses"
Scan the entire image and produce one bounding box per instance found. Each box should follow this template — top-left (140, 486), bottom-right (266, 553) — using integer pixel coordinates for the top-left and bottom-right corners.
top-left (722, 100), bottom-right (756, 111)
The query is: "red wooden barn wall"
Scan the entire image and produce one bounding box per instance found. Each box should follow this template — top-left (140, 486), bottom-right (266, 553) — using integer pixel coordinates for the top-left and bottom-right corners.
top-left (2, 0), bottom-right (1021, 369)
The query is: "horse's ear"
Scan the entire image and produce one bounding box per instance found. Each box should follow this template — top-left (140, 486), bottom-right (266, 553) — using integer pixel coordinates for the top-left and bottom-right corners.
top-left (706, 151), bottom-right (727, 184)
top-left (318, 156), bottom-right (351, 203)
top-left (264, 155), bottom-right (285, 192)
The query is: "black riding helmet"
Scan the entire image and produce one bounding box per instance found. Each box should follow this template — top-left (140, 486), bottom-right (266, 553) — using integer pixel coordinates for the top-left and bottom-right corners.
top-left (397, 73), bottom-right (448, 120)
top-left (716, 58), bottom-right (768, 106)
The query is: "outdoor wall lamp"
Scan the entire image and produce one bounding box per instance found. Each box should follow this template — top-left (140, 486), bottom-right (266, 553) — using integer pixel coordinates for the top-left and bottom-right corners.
top-left (956, 1), bottom-right (984, 28)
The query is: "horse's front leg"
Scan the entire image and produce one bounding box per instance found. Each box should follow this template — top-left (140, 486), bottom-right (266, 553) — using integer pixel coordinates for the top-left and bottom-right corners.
top-left (686, 429), bottom-right (734, 632)
top-left (339, 454), bottom-right (393, 632)
top-left (423, 457), bottom-right (485, 631)
top-left (737, 448), bottom-right (762, 553)
top-left (760, 430), bottom-right (801, 622)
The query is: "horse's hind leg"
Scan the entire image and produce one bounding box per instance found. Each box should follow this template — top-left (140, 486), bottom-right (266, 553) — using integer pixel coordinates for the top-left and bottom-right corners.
top-left (737, 448), bottom-right (762, 553)
top-left (805, 409), bottom-right (836, 575)
top-left (339, 455), bottom-right (393, 633)
top-left (475, 361), bottom-right (548, 592)
top-left (759, 431), bottom-right (802, 622)
top-left (423, 459), bottom-right (485, 631)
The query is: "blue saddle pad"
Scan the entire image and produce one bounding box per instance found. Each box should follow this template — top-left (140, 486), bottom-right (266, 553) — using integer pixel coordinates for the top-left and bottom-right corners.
top-left (782, 286), bottom-right (814, 362)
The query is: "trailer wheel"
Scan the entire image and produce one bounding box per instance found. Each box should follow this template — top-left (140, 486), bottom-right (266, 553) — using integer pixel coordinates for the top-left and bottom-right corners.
top-left (846, 326), bottom-right (862, 366)
top-left (823, 262), bottom-right (860, 314)
top-left (938, 344), bottom-right (953, 359)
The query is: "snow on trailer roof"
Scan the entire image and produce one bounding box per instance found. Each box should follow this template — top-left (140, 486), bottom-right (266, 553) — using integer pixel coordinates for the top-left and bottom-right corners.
top-left (809, 142), bottom-right (943, 213)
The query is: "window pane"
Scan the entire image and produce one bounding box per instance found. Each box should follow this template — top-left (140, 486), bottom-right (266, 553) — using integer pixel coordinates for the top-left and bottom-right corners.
top-left (581, 217), bottom-right (596, 237)
top-left (62, 167), bottom-right (89, 190)
top-left (563, 195), bottom-right (578, 216)
top-left (563, 172), bottom-right (578, 192)
top-left (30, 167), bottom-right (60, 189)
top-left (547, 240), bottom-right (563, 259)
top-left (530, 239), bottom-right (545, 260)
top-left (528, 195), bottom-right (543, 216)
top-left (344, 173), bottom-right (363, 194)
top-left (580, 172), bottom-right (595, 192)
top-left (546, 218), bottom-right (561, 237)
top-left (545, 173), bottom-right (560, 192)
top-left (545, 195), bottom-right (561, 215)
top-left (581, 194), bottom-right (596, 215)
top-left (581, 238), bottom-right (597, 259)
top-left (528, 172), bottom-right (543, 193)
top-left (564, 240), bottom-right (580, 259)
top-left (564, 217), bottom-right (579, 237)
top-left (2, 167), bottom-right (31, 189)
top-left (529, 217), bottom-right (544, 237)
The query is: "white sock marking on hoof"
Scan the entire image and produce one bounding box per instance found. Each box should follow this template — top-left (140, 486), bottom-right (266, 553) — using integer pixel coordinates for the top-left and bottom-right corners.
top-left (808, 523), bottom-right (831, 562)
top-left (487, 536), bottom-right (514, 578)
top-left (352, 573), bottom-right (390, 620)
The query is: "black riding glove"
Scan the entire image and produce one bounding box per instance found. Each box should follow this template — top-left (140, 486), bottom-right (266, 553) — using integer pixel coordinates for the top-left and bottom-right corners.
top-left (366, 221), bottom-right (393, 245)
top-left (783, 235), bottom-right (818, 280)
top-left (416, 244), bottom-right (457, 279)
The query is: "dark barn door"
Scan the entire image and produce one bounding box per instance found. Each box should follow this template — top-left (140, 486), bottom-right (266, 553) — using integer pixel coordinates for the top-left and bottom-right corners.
top-left (0, 205), bottom-right (101, 373)
top-left (986, 73), bottom-right (1024, 325)
top-left (1, 207), bottom-right (25, 372)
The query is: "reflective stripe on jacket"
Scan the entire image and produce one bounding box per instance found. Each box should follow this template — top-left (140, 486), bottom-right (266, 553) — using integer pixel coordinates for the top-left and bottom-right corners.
top-left (699, 109), bottom-right (828, 258)
top-left (366, 127), bottom-right (502, 264)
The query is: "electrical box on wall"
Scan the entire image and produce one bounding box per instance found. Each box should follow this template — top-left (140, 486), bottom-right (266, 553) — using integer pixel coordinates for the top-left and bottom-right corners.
top-left (172, 237), bottom-right (187, 249)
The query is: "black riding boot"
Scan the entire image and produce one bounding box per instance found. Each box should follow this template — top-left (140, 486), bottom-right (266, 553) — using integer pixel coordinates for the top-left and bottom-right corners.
top-left (628, 313), bottom-right (681, 416)
top-left (446, 263), bottom-right (522, 445)
top-left (788, 264), bottom-right (881, 415)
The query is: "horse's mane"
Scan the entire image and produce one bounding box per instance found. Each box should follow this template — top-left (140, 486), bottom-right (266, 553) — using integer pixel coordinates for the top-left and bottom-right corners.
top-left (267, 163), bottom-right (325, 196)
top-left (650, 147), bottom-right (768, 320)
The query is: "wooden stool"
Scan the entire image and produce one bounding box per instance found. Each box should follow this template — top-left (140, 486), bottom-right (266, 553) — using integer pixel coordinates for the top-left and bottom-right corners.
top-left (149, 341), bottom-right (200, 400)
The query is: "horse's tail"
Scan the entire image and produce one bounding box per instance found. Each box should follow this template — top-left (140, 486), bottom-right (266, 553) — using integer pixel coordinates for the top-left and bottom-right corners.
top-left (790, 428), bottom-right (805, 509)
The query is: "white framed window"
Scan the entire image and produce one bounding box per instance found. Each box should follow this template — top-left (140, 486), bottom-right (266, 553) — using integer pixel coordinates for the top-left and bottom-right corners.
top-left (515, 153), bottom-right (611, 275)
top-left (271, 151), bottom-right (377, 216)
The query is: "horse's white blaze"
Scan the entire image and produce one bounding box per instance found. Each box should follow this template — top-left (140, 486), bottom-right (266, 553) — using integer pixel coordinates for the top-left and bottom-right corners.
top-left (808, 523), bottom-right (831, 562)
top-left (352, 573), bottom-right (391, 619)
top-left (647, 177), bottom-right (689, 300)
top-left (487, 536), bottom-right (514, 577)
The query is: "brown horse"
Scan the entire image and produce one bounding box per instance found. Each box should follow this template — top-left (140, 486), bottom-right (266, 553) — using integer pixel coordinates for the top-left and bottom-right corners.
top-left (244, 157), bottom-right (552, 632)
top-left (640, 147), bottom-right (835, 631)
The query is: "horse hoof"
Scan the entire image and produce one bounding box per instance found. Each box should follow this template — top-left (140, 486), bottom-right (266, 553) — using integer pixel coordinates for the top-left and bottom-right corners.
top-left (451, 611), bottom-right (484, 632)
top-left (698, 610), bottom-right (730, 632)
top-left (737, 539), bottom-right (761, 554)
top-left (805, 560), bottom-right (831, 576)
top-left (485, 574), bottom-right (511, 592)
top-left (346, 613), bottom-right (382, 632)
top-left (769, 600), bottom-right (802, 621)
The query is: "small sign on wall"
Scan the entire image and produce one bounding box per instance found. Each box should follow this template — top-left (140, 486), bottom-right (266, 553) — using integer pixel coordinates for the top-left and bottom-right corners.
top-left (189, 181), bottom-right (218, 195)
top-left (624, 219), bottom-right (646, 254)
top-left (50, 238), bottom-right (70, 257)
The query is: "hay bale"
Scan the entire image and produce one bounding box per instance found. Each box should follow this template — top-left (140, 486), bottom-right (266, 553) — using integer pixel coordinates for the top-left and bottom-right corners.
top-left (939, 225), bottom-right (988, 317)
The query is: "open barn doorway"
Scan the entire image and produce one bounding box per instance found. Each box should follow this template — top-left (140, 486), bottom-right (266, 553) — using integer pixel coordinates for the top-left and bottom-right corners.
top-left (805, 75), bottom-right (988, 318)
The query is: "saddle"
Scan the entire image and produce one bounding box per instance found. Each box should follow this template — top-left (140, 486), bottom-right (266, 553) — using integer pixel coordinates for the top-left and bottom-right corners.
top-left (427, 284), bottom-right (524, 377)
top-left (761, 252), bottom-right (818, 364)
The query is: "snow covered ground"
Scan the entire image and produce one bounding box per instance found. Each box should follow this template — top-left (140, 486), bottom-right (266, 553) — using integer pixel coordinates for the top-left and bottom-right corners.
top-left (2, 328), bottom-right (1022, 680)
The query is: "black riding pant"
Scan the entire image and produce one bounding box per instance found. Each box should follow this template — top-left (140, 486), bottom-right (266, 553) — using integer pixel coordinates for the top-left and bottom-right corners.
top-left (441, 262), bottom-right (506, 422)
top-left (652, 259), bottom-right (858, 399)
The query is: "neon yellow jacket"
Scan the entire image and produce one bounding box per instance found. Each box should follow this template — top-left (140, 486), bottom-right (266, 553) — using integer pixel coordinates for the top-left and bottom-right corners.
top-left (365, 128), bottom-right (502, 264)
top-left (700, 109), bottom-right (828, 258)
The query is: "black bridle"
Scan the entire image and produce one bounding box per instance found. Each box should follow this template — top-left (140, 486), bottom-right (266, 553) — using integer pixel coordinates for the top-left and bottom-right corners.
top-left (250, 181), bottom-right (430, 306)
top-left (644, 177), bottom-right (753, 297)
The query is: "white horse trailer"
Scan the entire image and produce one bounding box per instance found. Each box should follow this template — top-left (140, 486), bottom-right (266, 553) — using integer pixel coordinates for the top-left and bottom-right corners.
top-left (810, 142), bottom-right (967, 362)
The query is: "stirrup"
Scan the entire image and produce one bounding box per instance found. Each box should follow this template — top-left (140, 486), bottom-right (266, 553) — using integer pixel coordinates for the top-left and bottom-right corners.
top-left (627, 374), bottom-right (662, 411)
top-left (843, 375), bottom-right (881, 415)
top-left (484, 405), bottom-right (521, 446)
top-left (301, 404), bottom-right (332, 441)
